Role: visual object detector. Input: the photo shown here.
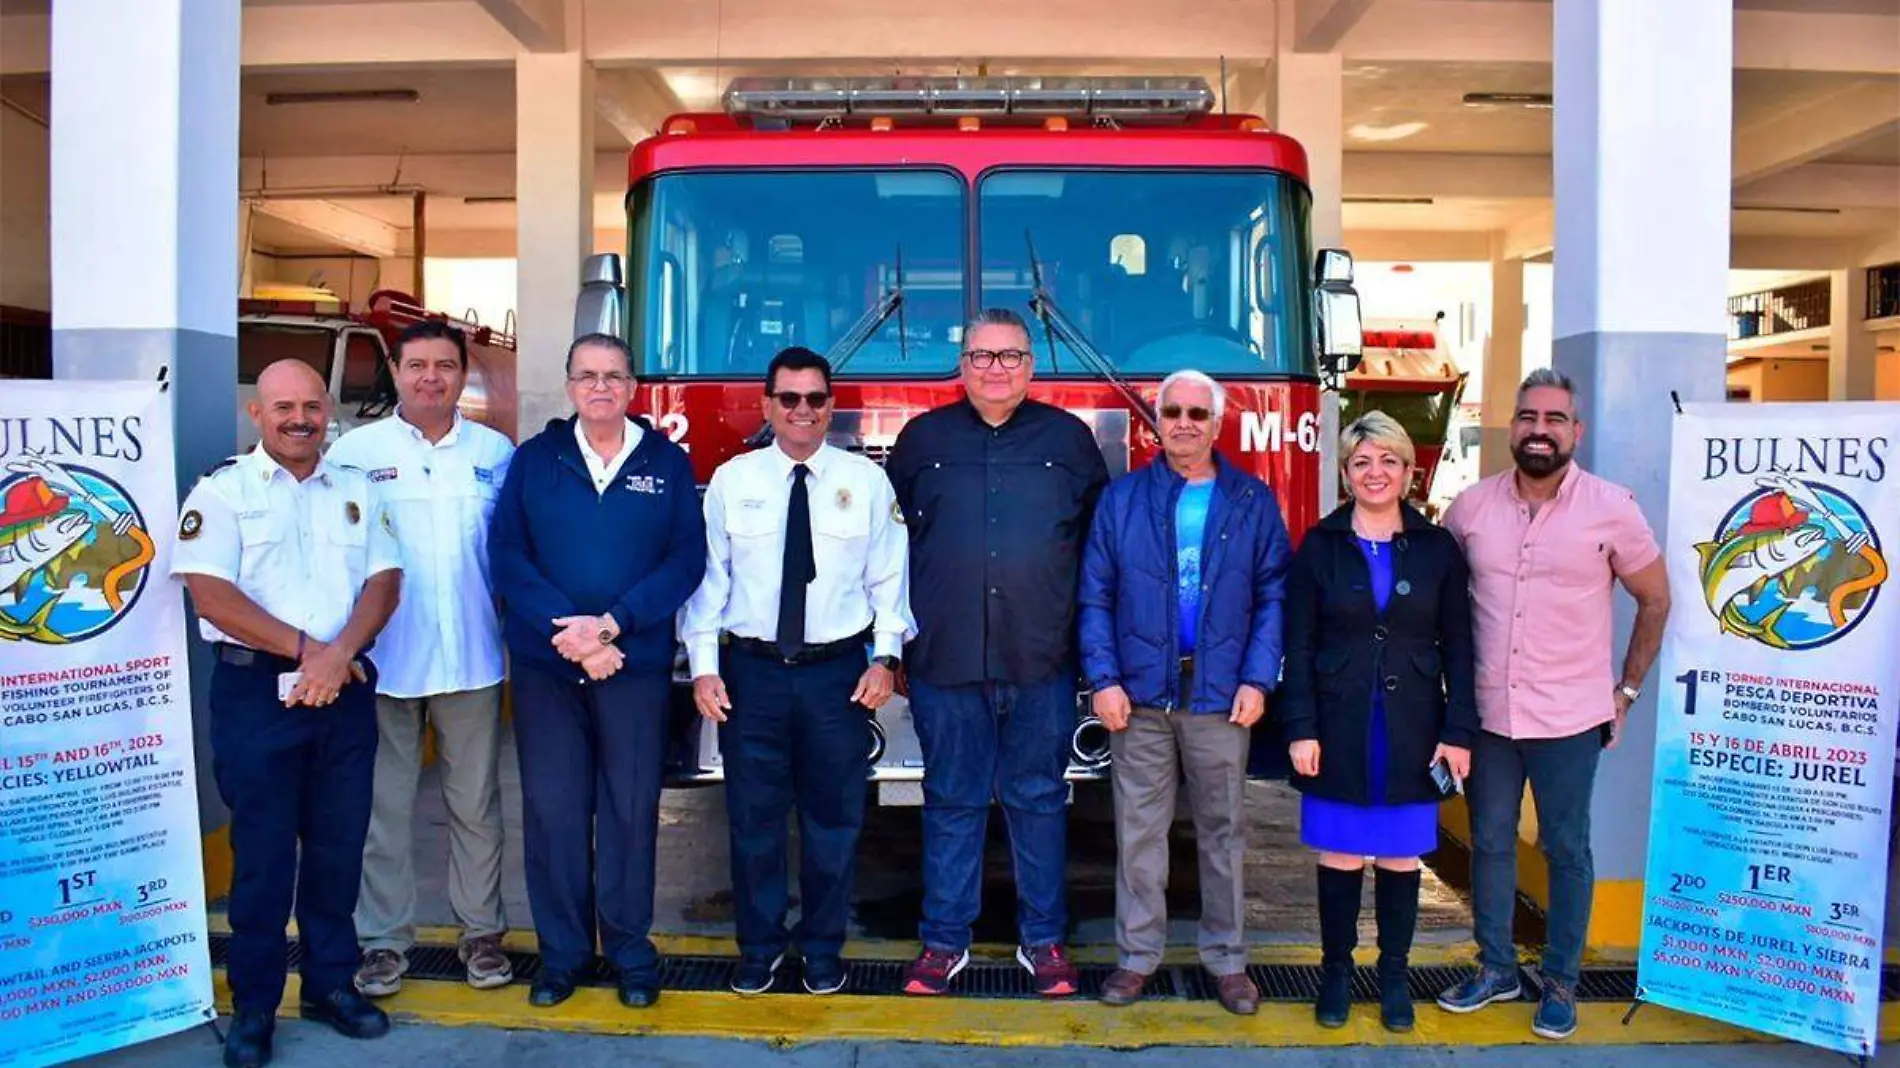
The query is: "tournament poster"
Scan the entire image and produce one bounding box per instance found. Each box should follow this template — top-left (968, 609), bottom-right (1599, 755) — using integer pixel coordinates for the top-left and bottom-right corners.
top-left (1637, 401), bottom-right (1898, 1056)
top-left (0, 381), bottom-right (215, 1067)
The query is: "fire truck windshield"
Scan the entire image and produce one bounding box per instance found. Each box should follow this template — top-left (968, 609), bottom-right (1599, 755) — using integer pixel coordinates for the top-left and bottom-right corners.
top-left (979, 169), bottom-right (1314, 379)
top-left (629, 169), bottom-right (966, 378)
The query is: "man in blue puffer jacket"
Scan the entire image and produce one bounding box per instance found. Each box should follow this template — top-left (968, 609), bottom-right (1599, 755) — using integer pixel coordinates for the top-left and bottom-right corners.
top-left (1078, 368), bottom-right (1291, 1015)
top-left (488, 333), bottom-right (706, 1011)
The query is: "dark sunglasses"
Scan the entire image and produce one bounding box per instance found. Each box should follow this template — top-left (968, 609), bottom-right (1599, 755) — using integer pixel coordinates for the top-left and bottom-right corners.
top-left (1161, 403), bottom-right (1212, 422)
top-left (772, 390), bottom-right (831, 410)
top-left (964, 348), bottom-right (1030, 370)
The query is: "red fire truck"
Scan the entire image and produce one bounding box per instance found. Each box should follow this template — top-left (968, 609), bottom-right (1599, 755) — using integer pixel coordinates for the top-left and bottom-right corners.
top-left (573, 77), bottom-right (1364, 800)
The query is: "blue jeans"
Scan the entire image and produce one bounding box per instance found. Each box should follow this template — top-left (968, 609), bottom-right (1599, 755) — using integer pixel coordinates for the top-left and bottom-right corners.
top-left (718, 644), bottom-right (869, 962)
top-left (1468, 726), bottom-right (1604, 987)
top-left (908, 676), bottom-right (1074, 951)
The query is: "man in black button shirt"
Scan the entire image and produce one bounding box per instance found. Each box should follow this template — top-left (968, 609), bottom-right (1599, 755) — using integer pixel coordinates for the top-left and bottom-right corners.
top-left (885, 308), bottom-right (1110, 997)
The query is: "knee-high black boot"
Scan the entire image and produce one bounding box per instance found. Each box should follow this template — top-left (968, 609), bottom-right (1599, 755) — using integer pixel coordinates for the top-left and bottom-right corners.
top-left (1375, 866), bottom-right (1422, 1032)
top-left (1315, 865), bottom-right (1363, 1028)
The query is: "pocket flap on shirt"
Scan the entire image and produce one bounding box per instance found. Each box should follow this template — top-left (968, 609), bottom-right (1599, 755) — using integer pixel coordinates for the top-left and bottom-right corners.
top-left (1411, 649), bottom-right (1441, 677)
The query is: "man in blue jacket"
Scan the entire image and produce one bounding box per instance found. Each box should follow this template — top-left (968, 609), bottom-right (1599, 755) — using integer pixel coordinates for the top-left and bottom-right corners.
top-left (488, 333), bottom-right (706, 1010)
top-left (1078, 369), bottom-right (1290, 1015)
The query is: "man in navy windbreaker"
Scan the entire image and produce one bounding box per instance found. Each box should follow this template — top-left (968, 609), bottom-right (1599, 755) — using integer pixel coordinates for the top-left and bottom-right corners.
top-left (488, 333), bottom-right (706, 1011)
top-left (1077, 369), bottom-right (1290, 1016)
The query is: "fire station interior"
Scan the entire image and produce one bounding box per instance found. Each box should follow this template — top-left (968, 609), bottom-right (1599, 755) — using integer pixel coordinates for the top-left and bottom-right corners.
top-left (3, 0), bottom-right (1898, 999)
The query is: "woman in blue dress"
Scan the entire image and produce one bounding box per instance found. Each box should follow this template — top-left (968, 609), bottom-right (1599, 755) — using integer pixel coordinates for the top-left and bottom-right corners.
top-left (1278, 411), bottom-right (1478, 1032)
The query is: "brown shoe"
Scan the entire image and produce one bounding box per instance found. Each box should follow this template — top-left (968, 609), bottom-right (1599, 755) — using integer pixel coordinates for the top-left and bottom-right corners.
top-left (353, 948), bottom-right (406, 998)
top-left (459, 934), bottom-right (514, 990)
top-left (1212, 971), bottom-right (1260, 1016)
top-left (1099, 968), bottom-right (1150, 1007)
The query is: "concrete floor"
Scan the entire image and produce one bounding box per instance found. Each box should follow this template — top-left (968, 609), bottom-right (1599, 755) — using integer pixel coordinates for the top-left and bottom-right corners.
top-left (78, 1023), bottom-right (1890, 1068)
top-left (404, 726), bottom-right (1473, 948)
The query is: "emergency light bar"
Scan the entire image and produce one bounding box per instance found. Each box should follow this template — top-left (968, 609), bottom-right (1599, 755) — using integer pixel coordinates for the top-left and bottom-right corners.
top-left (723, 76), bottom-right (1216, 121)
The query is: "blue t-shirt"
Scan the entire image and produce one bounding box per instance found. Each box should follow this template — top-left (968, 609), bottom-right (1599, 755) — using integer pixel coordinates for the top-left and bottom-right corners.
top-left (1176, 480), bottom-right (1216, 654)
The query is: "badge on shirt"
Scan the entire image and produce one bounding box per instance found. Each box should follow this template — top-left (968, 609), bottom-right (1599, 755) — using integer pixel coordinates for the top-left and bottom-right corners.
top-left (368, 467), bottom-right (398, 483)
top-left (836, 488), bottom-right (852, 511)
top-left (474, 466), bottom-right (496, 486)
top-left (891, 500), bottom-right (906, 525)
top-left (381, 509), bottom-right (395, 536)
top-left (178, 510), bottom-right (203, 541)
top-left (346, 501), bottom-right (362, 525)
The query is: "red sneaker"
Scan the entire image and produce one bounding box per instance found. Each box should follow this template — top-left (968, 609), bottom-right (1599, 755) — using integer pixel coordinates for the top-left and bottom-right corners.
top-left (901, 947), bottom-right (969, 996)
top-left (1017, 943), bottom-right (1079, 997)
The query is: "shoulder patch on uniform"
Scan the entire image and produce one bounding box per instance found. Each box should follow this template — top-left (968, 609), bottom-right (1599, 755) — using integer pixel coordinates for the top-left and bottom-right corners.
top-left (178, 510), bottom-right (203, 540)
top-left (891, 499), bottom-right (906, 525)
top-left (380, 509), bottom-right (395, 536)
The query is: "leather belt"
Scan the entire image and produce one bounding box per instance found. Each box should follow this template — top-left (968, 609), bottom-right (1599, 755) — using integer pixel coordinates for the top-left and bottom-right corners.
top-left (213, 642), bottom-right (297, 672)
top-left (726, 630), bottom-right (869, 666)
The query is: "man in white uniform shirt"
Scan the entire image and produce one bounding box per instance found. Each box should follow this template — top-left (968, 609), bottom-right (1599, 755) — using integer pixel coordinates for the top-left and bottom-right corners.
top-left (682, 346), bottom-right (913, 997)
top-left (172, 359), bottom-right (401, 1068)
top-left (326, 321), bottom-right (517, 998)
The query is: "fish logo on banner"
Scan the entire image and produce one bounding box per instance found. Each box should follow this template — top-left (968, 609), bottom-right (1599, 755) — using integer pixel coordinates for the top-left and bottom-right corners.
top-left (1694, 472), bottom-right (1888, 650)
top-left (0, 456), bottom-right (155, 645)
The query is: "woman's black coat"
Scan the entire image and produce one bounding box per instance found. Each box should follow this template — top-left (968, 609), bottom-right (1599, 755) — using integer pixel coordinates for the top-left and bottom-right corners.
top-left (1276, 502), bottom-right (1479, 806)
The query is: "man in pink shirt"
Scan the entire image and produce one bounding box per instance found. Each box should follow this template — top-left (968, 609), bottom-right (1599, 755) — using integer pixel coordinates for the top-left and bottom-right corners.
top-left (1433, 368), bottom-right (1671, 1040)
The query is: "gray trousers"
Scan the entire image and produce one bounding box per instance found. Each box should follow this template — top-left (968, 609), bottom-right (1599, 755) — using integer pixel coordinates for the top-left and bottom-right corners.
top-left (355, 686), bottom-right (508, 951)
top-left (1110, 705), bottom-right (1251, 976)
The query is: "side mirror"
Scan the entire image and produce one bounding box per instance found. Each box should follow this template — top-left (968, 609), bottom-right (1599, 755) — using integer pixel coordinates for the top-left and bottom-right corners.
top-left (574, 253), bottom-right (626, 340)
top-left (1314, 248), bottom-right (1364, 382)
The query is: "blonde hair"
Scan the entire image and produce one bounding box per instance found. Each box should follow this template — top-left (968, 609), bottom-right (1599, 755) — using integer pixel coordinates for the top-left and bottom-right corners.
top-left (1339, 410), bottom-right (1416, 470)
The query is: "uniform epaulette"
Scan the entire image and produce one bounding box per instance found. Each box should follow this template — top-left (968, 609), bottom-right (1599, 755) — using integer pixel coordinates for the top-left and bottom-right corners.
top-left (202, 456), bottom-right (240, 478)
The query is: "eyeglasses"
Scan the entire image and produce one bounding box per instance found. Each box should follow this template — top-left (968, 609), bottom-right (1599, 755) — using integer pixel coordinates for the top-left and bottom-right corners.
top-left (568, 371), bottom-right (633, 390)
top-left (772, 391), bottom-right (831, 411)
top-left (964, 348), bottom-right (1030, 370)
top-left (1160, 404), bottom-right (1212, 422)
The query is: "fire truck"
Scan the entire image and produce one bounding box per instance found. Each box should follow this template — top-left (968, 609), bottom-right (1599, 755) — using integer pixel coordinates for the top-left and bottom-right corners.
top-left (236, 288), bottom-right (520, 448)
top-left (572, 77), bottom-right (1364, 802)
top-left (1339, 322), bottom-right (1469, 514)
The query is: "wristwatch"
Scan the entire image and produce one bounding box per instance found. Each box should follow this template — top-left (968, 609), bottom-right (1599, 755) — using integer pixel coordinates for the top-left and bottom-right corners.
top-left (1616, 682), bottom-right (1641, 703)
top-left (598, 616), bottom-right (618, 645)
top-left (872, 655), bottom-right (901, 672)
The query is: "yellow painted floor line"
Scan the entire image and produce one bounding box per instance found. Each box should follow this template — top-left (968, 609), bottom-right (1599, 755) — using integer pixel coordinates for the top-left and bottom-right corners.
top-left (220, 973), bottom-right (1899, 1049)
top-left (203, 914), bottom-right (1476, 967)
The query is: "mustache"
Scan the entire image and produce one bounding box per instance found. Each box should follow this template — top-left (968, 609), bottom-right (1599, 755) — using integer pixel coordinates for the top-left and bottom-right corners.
top-left (275, 423), bottom-right (319, 435)
top-left (1519, 435), bottom-right (1560, 450)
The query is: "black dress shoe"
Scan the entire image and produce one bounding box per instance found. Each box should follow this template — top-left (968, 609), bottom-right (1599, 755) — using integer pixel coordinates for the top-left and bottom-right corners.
top-left (299, 987), bottom-right (391, 1040)
top-left (529, 971), bottom-right (577, 1007)
top-left (618, 973), bottom-right (661, 1009)
top-left (222, 1010), bottom-right (274, 1068)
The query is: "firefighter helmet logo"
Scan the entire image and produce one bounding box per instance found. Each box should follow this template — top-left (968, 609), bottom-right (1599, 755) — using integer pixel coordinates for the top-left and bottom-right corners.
top-left (0, 457), bottom-right (156, 645)
top-left (1695, 473), bottom-right (1888, 650)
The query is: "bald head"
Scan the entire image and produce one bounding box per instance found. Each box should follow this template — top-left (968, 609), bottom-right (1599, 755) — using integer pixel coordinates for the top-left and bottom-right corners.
top-left (248, 358), bottom-right (332, 477)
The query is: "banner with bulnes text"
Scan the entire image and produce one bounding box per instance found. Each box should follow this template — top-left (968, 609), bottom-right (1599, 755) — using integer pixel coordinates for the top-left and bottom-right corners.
top-left (1637, 401), bottom-right (1898, 1057)
top-left (0, 381), bottom-right (215, 1067)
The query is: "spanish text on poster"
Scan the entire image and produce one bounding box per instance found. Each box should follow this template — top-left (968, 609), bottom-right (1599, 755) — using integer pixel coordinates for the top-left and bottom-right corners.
top-left (1637, 401), bottom-right (1899, 1057)
top-left (0, 382), bottom-right (215, 1067)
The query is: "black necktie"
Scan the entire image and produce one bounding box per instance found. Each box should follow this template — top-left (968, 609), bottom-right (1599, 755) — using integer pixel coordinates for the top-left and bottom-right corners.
top-left (777, 463), bottom-right (815, 658)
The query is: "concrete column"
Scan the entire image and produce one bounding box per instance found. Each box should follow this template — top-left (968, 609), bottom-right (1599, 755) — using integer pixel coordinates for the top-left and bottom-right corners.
top-left (1482, 251), bottom-right (1526, 477)
top-left (1829, 267), bottom-right (1876, 400)
top-left (50, 0), bottom-right (240, 841)
top-left (1272, 46), bottom-right (1344, 511)
top-left (515, 52), bottom-right (595, 436)
top-left (1552, 0), bottom-right (1732, 950)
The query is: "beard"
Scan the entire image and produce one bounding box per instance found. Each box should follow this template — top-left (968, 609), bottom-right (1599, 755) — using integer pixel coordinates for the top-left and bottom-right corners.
top-left (1512, 435), bottom-right (1571, 478)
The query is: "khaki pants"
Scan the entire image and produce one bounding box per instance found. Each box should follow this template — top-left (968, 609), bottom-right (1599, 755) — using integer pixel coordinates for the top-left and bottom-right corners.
top-left (1109, 705), bottom-right (1250, 976)
top-left (355, 686), bottom-right (507, 951)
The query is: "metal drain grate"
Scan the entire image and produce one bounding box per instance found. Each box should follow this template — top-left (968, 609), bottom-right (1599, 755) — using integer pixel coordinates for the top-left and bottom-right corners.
top-left (201, 935), bottom-right (1900, 1004)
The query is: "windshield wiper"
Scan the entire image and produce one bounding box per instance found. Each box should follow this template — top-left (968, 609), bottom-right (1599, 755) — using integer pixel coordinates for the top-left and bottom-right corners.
top-left (1023, 230), bottom-right (1158, 434)
top-left (746, 247), bottom-right (906, 449)
top-left (828, 244), bottom-right (907, 376)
